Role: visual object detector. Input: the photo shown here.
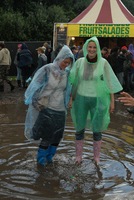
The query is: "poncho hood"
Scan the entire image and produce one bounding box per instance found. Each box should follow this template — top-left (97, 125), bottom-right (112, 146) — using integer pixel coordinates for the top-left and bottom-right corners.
top-left (82, 36), bottom-right (102, 63)
top-left (53, 45), bottom-right (75, 67)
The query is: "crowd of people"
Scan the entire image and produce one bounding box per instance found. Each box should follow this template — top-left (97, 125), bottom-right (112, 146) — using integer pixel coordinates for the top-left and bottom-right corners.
top-left (101, 44), bottom-right (134, 114)
top-left (101, 44), bottom-right (134, 93)
top-left (0, 41), bottom-right (59, 91)
top-left (0, 38), bottom-right (134, 167)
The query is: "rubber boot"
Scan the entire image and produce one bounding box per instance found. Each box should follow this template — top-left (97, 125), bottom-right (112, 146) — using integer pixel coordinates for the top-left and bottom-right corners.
top-left (0, 85), bottom-right (4, 92)
top-left (17, 80), bottom-right (21, 87)
top-left (7, 81), bottom-right (15, 91)
top-left (10, 84), bottom-right (15, 91)
top-left (37, 147), bottom-right (49, 166)
top-left (75, 140), bottom-right (84, 164)
top-left (93, 140), bottom-right (102, 164)
top-left (22, 80), bottom-right (27, 89)
top-left (46, 145), bottom-right (57, 163)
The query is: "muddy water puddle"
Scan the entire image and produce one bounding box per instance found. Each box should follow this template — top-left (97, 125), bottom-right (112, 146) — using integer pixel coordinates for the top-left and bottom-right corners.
top-left (0, 100), bottom-right (134, 200)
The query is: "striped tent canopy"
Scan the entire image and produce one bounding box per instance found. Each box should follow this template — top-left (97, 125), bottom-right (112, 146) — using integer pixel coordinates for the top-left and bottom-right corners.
top-left (69, 0), bottom-right (134, 24)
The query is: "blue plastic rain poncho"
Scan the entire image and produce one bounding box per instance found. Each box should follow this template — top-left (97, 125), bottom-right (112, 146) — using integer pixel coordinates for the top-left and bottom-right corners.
top-left (69, 36), bottom-right (123, 132)
top-left (24, 45), bottom-right (74, 140)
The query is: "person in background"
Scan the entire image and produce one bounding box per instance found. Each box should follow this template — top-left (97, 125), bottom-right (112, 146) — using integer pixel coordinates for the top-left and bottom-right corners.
top-left (77, 47), bottom-right (84, 59)
top-left (42, 42), bottom-right (48, 53)
top-left (116, 48), bottom-right (127, 87)
top-left (69, 36), bottom-right (123, 165)
top-left (127, 43), bottom-right (134, 90)
top-left (121, 46), bottom-right (128, 51)
top-left (118, 91), bottom-right (134, 107)
top-left (14, 43), bottom-right (22, 88)
top-left (128, 44), bottom-right (134, 59)
top-left (122, 49), bottom-right (134, 114)
top-left (107, 47), bottom-right (120, 74)
top-left (101, 47), bottom-right (109, 60)
top-left (51, 44), bottom-right (63, 62)
top-left (43, 42), bottom-right (52, 64)
top-left (46, 46), bottom-right (53, 64)
top-left (0, 42), bottom-right (15, 92)
top-left (123, 49), bottom-right (133, 92)
top-left (26, 47), bottom-right (47, 83)
top-left (24, 45), bottom-right (74, 167)
top-left (71, 46), bottom-right (78, 61)
top-left (33, 47), bottom-right (47, 75)
top-left (17, 43), bottom-right (33, 89)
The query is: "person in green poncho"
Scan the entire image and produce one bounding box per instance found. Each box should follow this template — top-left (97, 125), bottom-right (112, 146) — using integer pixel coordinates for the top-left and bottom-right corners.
top-left (69, 36), bottom-right (123, 165)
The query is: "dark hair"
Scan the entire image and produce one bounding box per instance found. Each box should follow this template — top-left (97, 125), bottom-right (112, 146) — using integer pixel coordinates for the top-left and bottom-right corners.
top-left (110, 47), bottom-right (119, 54)
top-left (71, 46), bottom-right (76, 51)
top-left (56, 44), bottom-right (63, 52)
top-left (102, 47), bottom-right (108, 52)
top-left (0, 43), bottom-right (5, 48)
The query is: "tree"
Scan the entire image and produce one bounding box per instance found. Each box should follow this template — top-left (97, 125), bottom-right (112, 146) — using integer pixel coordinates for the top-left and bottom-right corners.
top-left (122, 0), bottom-right (134, 15)
top-left (24, 5), bottom-right (48, 40)
top-left (0, 10), bottom-right (26, 41)
top-left (0, 0), bottom-right (133, 41)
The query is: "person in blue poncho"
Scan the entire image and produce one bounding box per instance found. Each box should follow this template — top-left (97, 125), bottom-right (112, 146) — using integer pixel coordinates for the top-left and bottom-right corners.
top-left (69, 36), bottom-right (123, 165)
top-left (24, 45), bottom-right (74, 167)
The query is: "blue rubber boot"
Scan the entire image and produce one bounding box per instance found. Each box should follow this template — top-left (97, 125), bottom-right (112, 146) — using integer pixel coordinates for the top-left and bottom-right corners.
top-left (37, 147), bottom-right (49, 166)
top-left (46, 146), bottom-right (57, 163)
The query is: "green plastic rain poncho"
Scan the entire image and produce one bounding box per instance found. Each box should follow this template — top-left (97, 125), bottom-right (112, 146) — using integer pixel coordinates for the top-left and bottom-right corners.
top-left (69, 36), bottom-right (123, 133)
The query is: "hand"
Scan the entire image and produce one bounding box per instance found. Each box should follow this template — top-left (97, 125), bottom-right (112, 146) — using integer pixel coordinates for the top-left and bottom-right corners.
top-left (32, 100), bottom-right (44, 111)
top-left (118, 92), bottom-right (134, 106)
top-left (110, 101), bottom-right (115, 113)
top-left (110, 94), bottom-right (115, 113)
top-left (68, 96), bottom-right (73, 108)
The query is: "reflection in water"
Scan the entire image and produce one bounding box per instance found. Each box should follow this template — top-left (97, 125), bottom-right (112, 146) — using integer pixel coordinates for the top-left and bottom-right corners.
top-left (0, 100), bottom-right (134, 200)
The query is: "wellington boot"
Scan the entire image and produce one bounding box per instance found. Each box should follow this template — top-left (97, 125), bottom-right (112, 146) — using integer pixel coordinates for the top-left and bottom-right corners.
top-left (17, 80), bottom-right (21, 87)
top-left (0, 85), bottom-right (4, 92)
top-left (46, 145), bottom-right (57, 163)
top-left (93, 140), bottom-right (102, 164)
top-left (7, 80), bottom-right (15, 91)
top-left (75, 140), bottom-right (84, 164)
top-left (11, 85), bottom-right (15, 91)
top-left (37, 147), bottom-right (49, 166)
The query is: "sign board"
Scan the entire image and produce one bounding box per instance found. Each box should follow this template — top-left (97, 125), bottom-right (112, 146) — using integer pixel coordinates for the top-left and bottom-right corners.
top-left (55, 23), bottom-right (134, 38)
top-left (68, 24), bottom-right (134, 37)
top-left (57, 26), bottom-right (67, 45)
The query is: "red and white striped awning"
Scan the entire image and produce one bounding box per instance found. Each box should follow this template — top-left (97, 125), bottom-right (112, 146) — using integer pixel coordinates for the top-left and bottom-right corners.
top-left (69, 0), bottom-right (134, 24)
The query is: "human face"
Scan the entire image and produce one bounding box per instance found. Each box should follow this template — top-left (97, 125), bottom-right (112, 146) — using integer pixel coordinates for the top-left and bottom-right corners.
top-left (101, 49), bottom-right (107, 56)
top-left (87, 41), bottom-right (97, 59)
top-left (59, 58), bottom-right (72, 70)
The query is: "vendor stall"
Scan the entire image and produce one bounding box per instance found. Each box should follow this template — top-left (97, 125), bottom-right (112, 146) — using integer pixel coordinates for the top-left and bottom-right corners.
top-left (53, 0), bottom-right (134, 49)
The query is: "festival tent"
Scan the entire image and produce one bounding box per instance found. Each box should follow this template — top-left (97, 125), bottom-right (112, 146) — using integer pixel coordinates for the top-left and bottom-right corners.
top-left (70, 0), bottom-right (134, 24)
top-left (53, 0), bottom-right (134, 49)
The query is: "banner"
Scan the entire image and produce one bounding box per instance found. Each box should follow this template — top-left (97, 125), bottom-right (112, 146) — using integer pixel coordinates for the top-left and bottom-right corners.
top-left (67, 24), bottom-right (134, 37)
